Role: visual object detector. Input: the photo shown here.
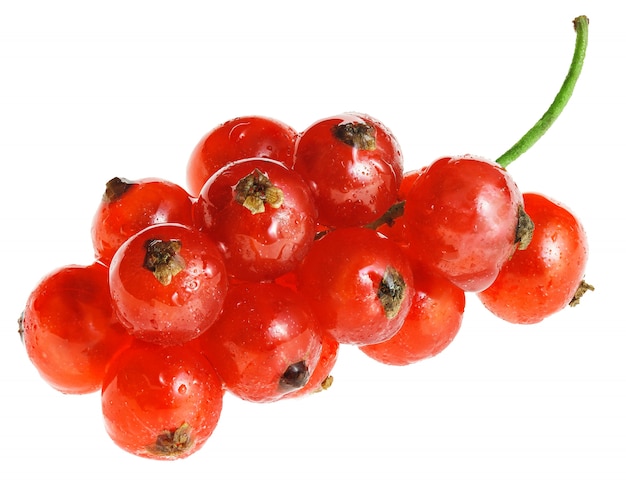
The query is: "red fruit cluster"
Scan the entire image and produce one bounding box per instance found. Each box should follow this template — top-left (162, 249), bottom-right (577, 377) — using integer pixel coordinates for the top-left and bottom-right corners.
top-left (20, 112), bottom-right (591, 461)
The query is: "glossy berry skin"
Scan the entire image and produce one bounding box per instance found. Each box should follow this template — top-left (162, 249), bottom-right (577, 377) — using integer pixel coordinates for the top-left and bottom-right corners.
top-left (293, 112), bottom-right (403, 228)
top-left (360, 265), bottom-right (465, 365)
top-left (403, 155), bottom-right (526, 292)
top-left (92, 177), bottom-right (194, 265)
top-left (194, 158), bottom-right (317, 281)
top-left (296, 227), bottom-right (415, 346)
top-left (21, 262), bottom-right (133, 394)
top-left (193, 281), bottom-right (323, 403)
top-left (186, 115), bottom-right (298, 196)
top-left (109, 223), bottom-right (228, 346)
top-left (478, 193), bottom-right (589, 324)
top-left (101, 341), bottom-right (224, 460)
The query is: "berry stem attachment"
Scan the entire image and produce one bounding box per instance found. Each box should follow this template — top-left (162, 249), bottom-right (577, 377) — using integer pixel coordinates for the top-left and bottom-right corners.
top-left (365, 200), bottom-right (406, 231)
top-left (496, 15), bottom-right (589, 168)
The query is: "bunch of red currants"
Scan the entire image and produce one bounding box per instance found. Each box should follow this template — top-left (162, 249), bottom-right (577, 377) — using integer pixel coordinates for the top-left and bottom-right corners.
top-left (18, 15), bottom-right (592, 462)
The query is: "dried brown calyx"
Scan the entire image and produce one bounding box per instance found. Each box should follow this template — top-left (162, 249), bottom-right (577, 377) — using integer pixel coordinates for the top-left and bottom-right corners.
top-left (234, 168), bottom-right (284, 215)
top-left (318, 375), bottom-right (334, 392)
top-left (331, 121), bottom-right (377, 150)
top-left (143, 239), bottom-right (186, 286)
top-left (569, 280), bottom-right (595, 307)
top-left (377, 266), bottom-right (407, 319)
top-left (515, 205), bottom-right (535, 250)
top-left (102, 176), bottom-right (134, 203)
top-left (147, 422), bottom-right (194, 458)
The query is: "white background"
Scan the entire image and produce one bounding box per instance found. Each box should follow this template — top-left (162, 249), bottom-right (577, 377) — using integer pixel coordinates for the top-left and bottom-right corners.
top-left (1, 1), bottom-right (624, 484)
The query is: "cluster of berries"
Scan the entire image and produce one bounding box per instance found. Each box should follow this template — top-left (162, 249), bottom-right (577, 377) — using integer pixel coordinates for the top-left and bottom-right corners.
top-left (19, 112), bottom-right (591, 460)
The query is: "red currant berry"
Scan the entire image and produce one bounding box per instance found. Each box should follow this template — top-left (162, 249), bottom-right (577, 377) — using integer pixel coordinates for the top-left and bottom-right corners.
top-left (21, 262), bottom-right (133, 394)
top-left (91, 177), bottom-right (194, 265)
top-left (296, 227), bottom-right (415, 345)
top-left (101, 340), bottom-right (224, 460)
top-left (186, 115), bottom-right (298, 196)
top-left (194, 158), bottom-right (317, 281)
top-left (109, 223), bottom-right (228, 345)
top-left (293, 112), bottom-right (403, 228)
top-left (478, 193), bottom-right (590, 324)
top-left (193, 281), bottom-right (323, 403)
top-left (403, 155), bottom-right (531, 292)
top-left (360, 265), bottom-right (465, 365)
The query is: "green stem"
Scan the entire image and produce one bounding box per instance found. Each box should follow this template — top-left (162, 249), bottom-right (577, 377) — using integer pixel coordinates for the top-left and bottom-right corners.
top-left (496, 15), bottom-right (589, 168)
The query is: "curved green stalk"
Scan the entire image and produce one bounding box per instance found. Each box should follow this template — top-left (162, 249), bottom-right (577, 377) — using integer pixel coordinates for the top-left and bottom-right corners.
top-left (496, 15), bottom-right (589, 168)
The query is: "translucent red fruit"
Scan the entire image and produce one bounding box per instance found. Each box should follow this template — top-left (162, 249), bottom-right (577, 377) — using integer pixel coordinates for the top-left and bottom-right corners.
top-left (20, 262), bottom-right (133, 394)
top-left (193, 281), bottom-right (323, 403)
top-left (91, 177), bottom-right (194, 265)
top-left (108, 223), bottom-right (228, 346)
top-left (101, 341), bottom-right (224, 460)
top-left (293, 112), bottom-right (403, 228)
top-left (478, 193), bottom-right (589, 324)
top-left (360, 265), bottom-right (465, 366)
top-left (186, 115), bottom-right (298, 196)
top-left (403, 155), bottom-right (529, 292)
top-left (296, 227), bottom-right (415, 346)
top-left (194, 158), bottom-right (317, 281)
